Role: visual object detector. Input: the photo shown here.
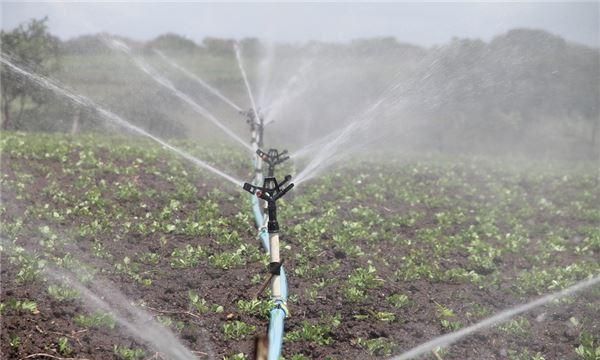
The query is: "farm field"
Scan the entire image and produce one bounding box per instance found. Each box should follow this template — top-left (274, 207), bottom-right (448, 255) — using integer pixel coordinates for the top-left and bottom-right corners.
top-left (1, 131), bottom-right (599, 360)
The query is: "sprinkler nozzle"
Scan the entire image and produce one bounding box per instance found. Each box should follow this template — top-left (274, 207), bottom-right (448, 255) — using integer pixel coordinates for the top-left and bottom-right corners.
top-left (256, 148), bottom-right (290, 177)
top-left (242, 175), bottom-right (294, 233)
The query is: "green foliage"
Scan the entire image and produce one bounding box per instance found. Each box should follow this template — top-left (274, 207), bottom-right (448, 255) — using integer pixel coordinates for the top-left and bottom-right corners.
top-left (222, 353), bottom-right (247, 360)
top-left (57, 336), bottom-right (72, 356)
top-left (113, 345), bottom-right (146, 360)
top-left (170, 244), bottom-right (206, 268)
top-left (435, 302), bottom-right (462, 331)
top-left (576, 332), bottom-right (600, 360)
top-left (188, 290), bottom-right (222, 314)
top-left (387, 293), bottom-right (410, 309)
top-left (209, 244), bottom-right (261, 270)
top-left (9, 334), bottom-right (21, 349)
top-left (236, 298), bottom-right (273, 318)
top-left (48, 284), bottom-right (79, 301)
top-left (285, 321), bottom-right (334, 346)
top-left (156, 315), bottom-right (185, 332)
top-left (1, 17), bottom-right (60, 130)
top-left (222, 321), bottom-right (256, 340)
top-left (499, 317), bottom-right (531, 338)
top-left (353, 337), bottom-right (396, 356)
top-left (75, 312), bottom-right (116, 329)
top-left (5, 299), bottom-right (39, 314)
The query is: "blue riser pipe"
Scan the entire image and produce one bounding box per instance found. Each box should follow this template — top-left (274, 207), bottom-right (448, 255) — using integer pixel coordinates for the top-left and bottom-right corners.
top-left (268, 307), bottom-right (286, 360)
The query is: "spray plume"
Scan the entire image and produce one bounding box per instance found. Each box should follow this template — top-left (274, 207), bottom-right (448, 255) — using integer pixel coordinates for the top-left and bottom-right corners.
top-left (154, 48), bottom-right (243, 112)
top-left (0, 54), bottom-right (243, 187)
top-left (390, 275), bottom-right (600, 360)
top-left (234, 42), bottom-right (261, 125)
top-left (106, 38), bottom-right (252, 151)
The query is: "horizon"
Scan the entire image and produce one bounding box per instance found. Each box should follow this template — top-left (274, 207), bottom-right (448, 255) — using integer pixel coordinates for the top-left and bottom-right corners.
top-left (1, 2), bottom-right (598, 48)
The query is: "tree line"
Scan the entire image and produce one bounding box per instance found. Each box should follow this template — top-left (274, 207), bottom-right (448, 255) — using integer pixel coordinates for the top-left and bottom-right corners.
top-left (1, 18), bottom-right (598, 160)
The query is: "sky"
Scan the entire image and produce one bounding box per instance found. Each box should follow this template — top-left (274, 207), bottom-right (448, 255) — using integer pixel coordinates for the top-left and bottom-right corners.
top-left (1, 2), bottom-right (599, 47)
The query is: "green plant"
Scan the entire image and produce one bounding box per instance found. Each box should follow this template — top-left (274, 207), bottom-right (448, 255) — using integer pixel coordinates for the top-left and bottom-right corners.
top-left (236, 298), bottom-right (273, 318)
top-left (9, 334), bottom-right (21, 349)
top-left (75, 312), bottom-right (116, 329)
top-left (157, 316), bottom-right (185, 332)
top-left (576, 332), bottom-right (600, 360)
top-left (57, 336), bottom-right (72, 356)
top-left (223, 321), bottom-right (256, 340)
top-left (223, 353), bottom-right (247, 360)
top-left (387, 293), bottom-right (410, 308)
top-left (285, 321), bottom-right (333, 346)
top-left (499, 317), bottom-right (531, 338)
top-left (3, 298), bottom-right (39, 314)
top-left (353, 337), bottom-right (396, 356)
top-left (209, 244), bottom-right (260, 270)
top-left (113, 345), bottom-right (146, 360)
top-left (48, 284), bottom-right (79, 301)
top-left (170, 244), bottom-right (205, 268)
top-left (436, 302), bottom-right (462, 331)
top-left (289, 354), bottom-right (310, 360)
top-left (348, 265), bottom-right (384, 289)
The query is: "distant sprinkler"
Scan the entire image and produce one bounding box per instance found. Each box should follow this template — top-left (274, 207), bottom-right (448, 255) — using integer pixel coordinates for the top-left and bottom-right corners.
top-left (241, 108), bottom-right (264, 148)
top-left (257, 148), bottom-right (290, 177)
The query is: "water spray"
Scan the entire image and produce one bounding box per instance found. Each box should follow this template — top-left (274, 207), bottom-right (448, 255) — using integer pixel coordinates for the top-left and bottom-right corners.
top-left (243, 175), bottom-right (294, 360)
top-left (0, 54), bottom-right (244, 187)
top-left (154, 49), bottom-right (243, 112)
top-left (234, 42), bottom-right (261, 131)
top-left (390, 275), bottom-right (600, 360)
top-left (104, 38), bottom-right (252, 152)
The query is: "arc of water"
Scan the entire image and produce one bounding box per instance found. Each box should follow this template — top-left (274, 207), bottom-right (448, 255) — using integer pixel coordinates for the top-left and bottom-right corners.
top-left (106, 38), bottom-right (252, 152)
top-left (234, 42), bottom-right (261, 127)
top-left (263, 59), bottom-right (315, 126)
top-left (294, 94), bottom-right (391, 186)
top-left (154, 49), bottom-right (243, 112)
top-left (293, 59), bottom-right (429, 186)
top-left (389, 275), bottom-right (600, 360)
top-left (0, 55), bottom-right (243, 187)
top-left (0, 237), bottom-right (203, 360)
top-left (257, 41), bottom-right (275, 108)
top-left (50, 271), bottom-right (201, 360)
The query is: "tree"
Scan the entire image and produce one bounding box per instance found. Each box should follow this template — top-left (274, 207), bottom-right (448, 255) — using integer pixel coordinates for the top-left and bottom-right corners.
top-left (1, 17), bottom-right (60, 130)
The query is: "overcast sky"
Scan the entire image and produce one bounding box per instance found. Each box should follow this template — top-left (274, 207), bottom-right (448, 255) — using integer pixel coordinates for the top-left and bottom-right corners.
top-left (1, 2), bottom-right (599, 47)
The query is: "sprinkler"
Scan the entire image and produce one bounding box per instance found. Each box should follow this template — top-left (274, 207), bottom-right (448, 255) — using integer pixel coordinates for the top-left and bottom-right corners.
top-left (257, 148), bottom-right (290, 177)
top-left (243, 175), bottom-right (294, 360)
top-left (243, 175), bottom-right (293, 244)
top-left (241, 108), bottom-right (264, 148)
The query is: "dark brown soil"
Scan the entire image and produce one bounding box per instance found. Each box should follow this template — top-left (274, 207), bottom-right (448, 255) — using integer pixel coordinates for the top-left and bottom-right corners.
top-left (1, 136), bottom-right (599, 360)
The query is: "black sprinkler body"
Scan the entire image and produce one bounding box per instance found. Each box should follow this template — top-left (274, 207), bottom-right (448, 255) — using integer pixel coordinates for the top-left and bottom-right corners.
top-left (257, 148), bottom-right (290, 177)
top-left (243, 175), bottom-right (294, 233)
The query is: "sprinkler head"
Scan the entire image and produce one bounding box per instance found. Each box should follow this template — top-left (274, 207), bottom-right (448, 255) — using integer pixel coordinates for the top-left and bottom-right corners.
top-left (243, 175), bottom-right (294, 233)
top-left (240, 108), bottom-right (264, 147)
top-left (256, 148), bottom-right (290, 177)
top-left (240, 108), bottom-right (264, 130)
top-left (243, 175), bottom-right (294, 203)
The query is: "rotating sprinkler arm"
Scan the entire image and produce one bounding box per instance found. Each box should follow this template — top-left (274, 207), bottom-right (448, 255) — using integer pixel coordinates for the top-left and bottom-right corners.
top-left (256, 148), bottom-right (290, 177)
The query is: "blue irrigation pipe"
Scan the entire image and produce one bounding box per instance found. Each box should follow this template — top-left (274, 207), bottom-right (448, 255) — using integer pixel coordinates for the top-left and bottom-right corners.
top-left (251, 157), bottom-right (289, 360)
